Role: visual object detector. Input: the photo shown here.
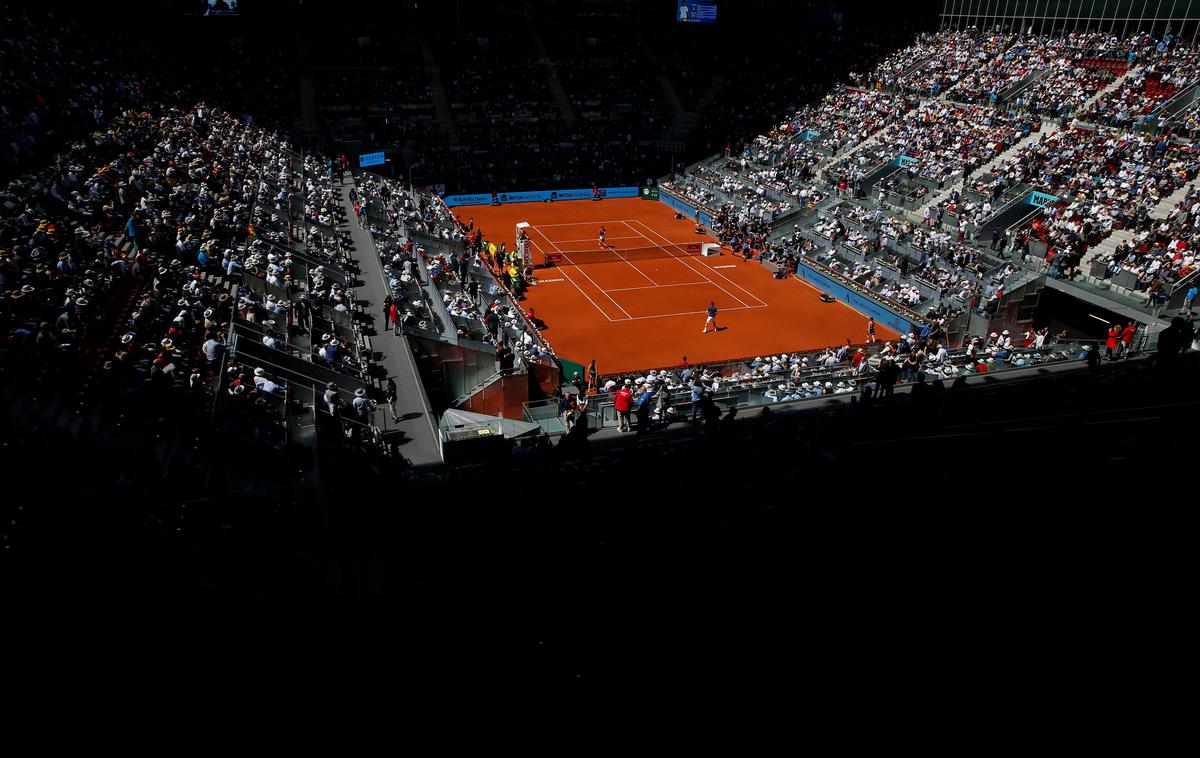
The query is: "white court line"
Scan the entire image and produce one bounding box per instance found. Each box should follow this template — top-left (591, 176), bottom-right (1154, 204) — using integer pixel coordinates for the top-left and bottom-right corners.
top-left (605, 281), bottom-right (710, 292)
top-left (528, 226), bottom-right (633, 320)
top-left (531, 225), bottom-right (659, 287)
top-left (530, 221), bottom-right (652, 286)
top-left (616, 304), bottom-right (766, 322)
top-left (631, 219), bottom-right (770, 308)
top-left (527, 237), bottom-right (614, 322)
top-left (630, 218), bottom-right (769, 307)
top-left (528, 220), bottom-right (644, 228)
top-left (622, 219), bottom-right (751, 308)
top-left (543, 235), bottom-right (644, 244)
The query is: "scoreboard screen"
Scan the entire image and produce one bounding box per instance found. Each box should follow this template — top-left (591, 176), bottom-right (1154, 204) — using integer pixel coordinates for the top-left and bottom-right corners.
top-left (677, 1), bottom-right (717, 24)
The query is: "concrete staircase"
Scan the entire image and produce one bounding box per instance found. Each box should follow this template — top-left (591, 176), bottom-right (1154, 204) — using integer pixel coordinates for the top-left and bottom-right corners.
top-left (1078, 227), bottom-right (1137, 274)
top-left (696, 75), bottom-right (728, 114)
top-left (816, 93), bottom-right (945, 174)
top-left (1076, 180), bottom-right (1196, 293)
top-left (632, 27), bottom-right (685, 122)
top-left (528, 27), bottom-right (575, 126)
top-left (422, 42), bottom-right (455, 136)
top-left (298, 77), bottom-right (320, 138)
top-left (656, 73), bottom-right (686, 117)
top-left (1071, 66), bottom-right (1141, 126)
top-left (1153, 181), bottom-right (1195, 220)
top-left (902, 125), bottom-right (1045, 222)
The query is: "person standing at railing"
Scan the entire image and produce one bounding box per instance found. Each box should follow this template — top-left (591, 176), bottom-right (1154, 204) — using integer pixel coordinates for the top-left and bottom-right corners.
top-left (689, 378), bottom-right (705, 420)
top-left (654, 383), bottom-right (672, 424)
top-left (1119, 323), bottom-right (1137, 359)
top-left (323, 382), bottom-right (341, 416)
top-left (877, 357), bottom-right (898, 399)
top-left (614, 383), bottom-right (633, 433)
top-left (352, 388), bottom-right (372, 421)
top-left (634, 386), bottom-right (652, 436)
top-left (1105, 323), bottom-right (1121, 360)
top-left (586, 359), bottom-right (599, 395)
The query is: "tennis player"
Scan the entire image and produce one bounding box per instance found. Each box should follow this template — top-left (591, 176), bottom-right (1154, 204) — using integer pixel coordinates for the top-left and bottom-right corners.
top-left (598, 226), bottom-right (606, 248)
top-left (701, 301), bottom-right (718, 333)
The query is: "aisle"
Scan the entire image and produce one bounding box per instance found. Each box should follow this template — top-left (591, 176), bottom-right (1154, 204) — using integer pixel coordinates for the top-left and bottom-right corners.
top-left (337, 183), bottom-right (443, 467)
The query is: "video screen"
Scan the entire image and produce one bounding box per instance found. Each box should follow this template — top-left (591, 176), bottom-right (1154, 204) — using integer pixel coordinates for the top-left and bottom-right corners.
top-left (200, 0), bottom-right (240, 16)
top-left (676, 1), bottom-right (717, 24)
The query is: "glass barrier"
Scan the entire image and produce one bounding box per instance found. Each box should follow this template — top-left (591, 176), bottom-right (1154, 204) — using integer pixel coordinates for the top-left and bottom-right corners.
top-left (579, 340), bottom-right (1115, 431)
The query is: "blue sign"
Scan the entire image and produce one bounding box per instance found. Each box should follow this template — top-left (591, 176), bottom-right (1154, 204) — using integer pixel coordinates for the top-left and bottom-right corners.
top-left (442, 187), bottom-right (639, 207)
top-left (677, 1), bottom-right (717, 24)
top-left (657, 190), bottom-right (714, 229)
top-left (795, 261), bottom-right (922, 336)
top-left (442, 193), bottom-right (492, 206)
top-left (897, 155), bottom-right (920, 168)
top-left (359, 151), bottom-right (386, 168)
top-left (802, 130), bottom-right (821, 141)
top-left (1027, 191), bottom-right (1059, 208)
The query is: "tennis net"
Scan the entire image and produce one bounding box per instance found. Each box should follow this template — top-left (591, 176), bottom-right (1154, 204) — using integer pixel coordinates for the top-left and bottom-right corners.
top-left (538, 242), bottom-right (707, 267)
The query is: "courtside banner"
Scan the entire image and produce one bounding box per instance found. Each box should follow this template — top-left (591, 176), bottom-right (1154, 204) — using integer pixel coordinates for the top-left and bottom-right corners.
top-left (442, 193), bottom-right (492, 206)
top-left (795, 261), bottom-right (920, 336)
top-left (657, 189), bottom-right (714, 228)
top-left (359, 151), bottom-right (386, 168)
top-left (442, 187), bottom-right (639, 207)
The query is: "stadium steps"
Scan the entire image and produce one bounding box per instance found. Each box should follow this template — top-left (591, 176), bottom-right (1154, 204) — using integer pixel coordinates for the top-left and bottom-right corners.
top-left (656, 73), bottom-right (686, 117)
top-left (1072, 67), bottom-right (1141, 125)
top-left (422, 41), bottom-right (455, 135)
top-left (298, 76), bottom-right (320, 137)
top-left (1078, 227), bottom-right (1138, 276)
top-left (902, 126), bottom-right (1045, 221)
top-left (669, 112), bottom-right (701, 144)
top-left (526, 27), bottom-right (575, 125)
top-left (77, 275), bottom-right (143, 400)
top-left (1152, 181), bottom-right (1196, 220)
top-left (818, 94), bottom-right (938, 174)
top-left (695, 76), bottom-right (727, 114)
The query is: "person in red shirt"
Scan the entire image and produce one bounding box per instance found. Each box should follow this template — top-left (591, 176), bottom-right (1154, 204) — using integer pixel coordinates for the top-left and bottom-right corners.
top-left (1119, 322), bottom-right (1137, 359)
top-left (614, 383), bottom-right (634, 432)
top-left (1105, 324), bottom-right (1120, 360)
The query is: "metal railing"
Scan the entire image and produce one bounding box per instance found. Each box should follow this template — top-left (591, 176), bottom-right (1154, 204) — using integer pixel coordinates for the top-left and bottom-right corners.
top-left (580, 339), bottom-right (1135, 431)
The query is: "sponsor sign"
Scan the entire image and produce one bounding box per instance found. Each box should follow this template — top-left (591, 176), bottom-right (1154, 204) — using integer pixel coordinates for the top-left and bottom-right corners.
top-left (358, 151), bottom-right (386, 168)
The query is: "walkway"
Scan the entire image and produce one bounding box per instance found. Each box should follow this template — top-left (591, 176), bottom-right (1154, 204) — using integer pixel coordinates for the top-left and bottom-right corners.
top-left (338, 182), bottom-right (443, 467)
top-left (1043, 276), bottom-right (1173, 329)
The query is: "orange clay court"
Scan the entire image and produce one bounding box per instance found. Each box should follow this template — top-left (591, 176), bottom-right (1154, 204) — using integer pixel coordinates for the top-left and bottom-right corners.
top-left (460, 198), bottom-right (898, 374)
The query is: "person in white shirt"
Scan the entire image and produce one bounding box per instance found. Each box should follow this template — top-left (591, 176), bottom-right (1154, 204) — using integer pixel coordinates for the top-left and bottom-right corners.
top-left (352, 388), bottom-right (372, 419)
top-left (929, 343), bottom-right (948, 364)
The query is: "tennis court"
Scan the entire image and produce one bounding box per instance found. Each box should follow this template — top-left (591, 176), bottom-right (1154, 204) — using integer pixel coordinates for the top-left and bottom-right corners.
top-left (460, 198), bottom-right (898, 373)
